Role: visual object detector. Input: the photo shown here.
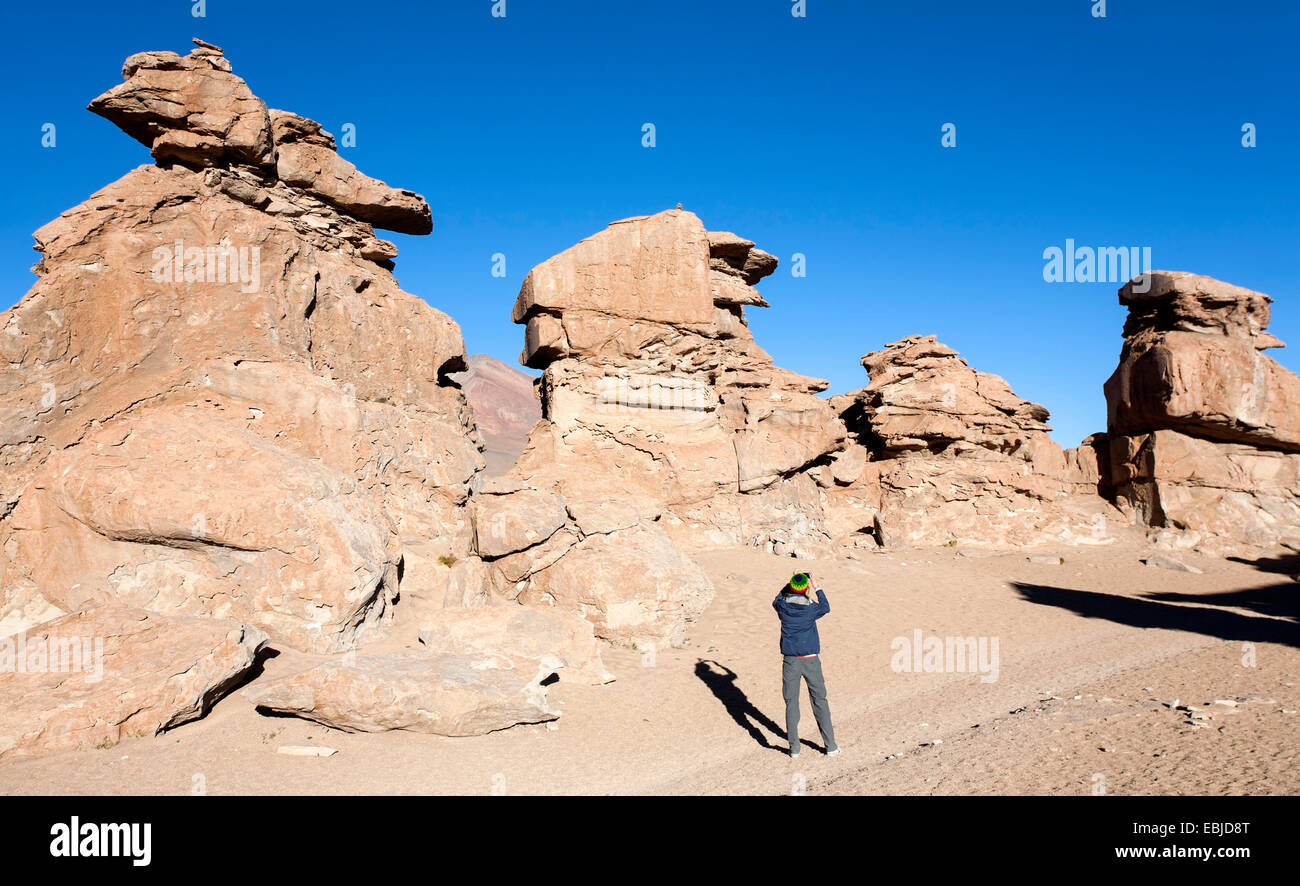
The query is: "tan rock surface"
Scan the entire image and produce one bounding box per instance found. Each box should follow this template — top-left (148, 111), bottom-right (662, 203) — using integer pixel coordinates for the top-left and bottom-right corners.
top-left (1110, 429), bottom-right (1300, 553)
top-left (829, 335), bottom-right (1115, 548)
top-left (488, 209), bottom-right (853, 645)
top-left (1, 43), bottom-right (481, 653)
top-left (4, 407), bottom-right (398, 653)
top-left (1105, 272), bottom-right (1300, 552)
top-left (418, 604), bottom-right (614, 685)
top-left (518, 523), bottom-right (713, 648)
top-left (0, 606), bottom-right (266, 762)
top-left (1106, 273), bottom-right (1300, 450)
top-left (88, 47), bottom-right (272, 167)
top-left (244, 652), bottom-right (560, 736)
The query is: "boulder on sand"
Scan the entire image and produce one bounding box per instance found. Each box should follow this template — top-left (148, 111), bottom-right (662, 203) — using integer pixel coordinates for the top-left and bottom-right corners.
top-left (0, 606), bottom-right (266, 762)
top-left (244, 652), bottom-right (561, 736)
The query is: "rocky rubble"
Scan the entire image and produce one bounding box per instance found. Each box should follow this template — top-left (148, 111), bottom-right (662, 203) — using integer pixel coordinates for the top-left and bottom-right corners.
top-left (1104, 272), bottom-right (1300, 553)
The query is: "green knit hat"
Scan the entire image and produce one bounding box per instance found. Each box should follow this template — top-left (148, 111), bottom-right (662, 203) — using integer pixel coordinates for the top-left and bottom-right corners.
top-left (789, 573), bottom-right (810, 593)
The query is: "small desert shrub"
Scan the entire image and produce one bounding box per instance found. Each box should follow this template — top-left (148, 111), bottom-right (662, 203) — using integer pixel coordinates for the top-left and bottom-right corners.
top-left (437, 554), bottom-right (458, 567)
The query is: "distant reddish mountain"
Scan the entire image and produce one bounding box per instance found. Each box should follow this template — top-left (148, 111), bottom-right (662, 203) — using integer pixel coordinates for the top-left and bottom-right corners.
top-left (454, 354), bottom-right (541, 475)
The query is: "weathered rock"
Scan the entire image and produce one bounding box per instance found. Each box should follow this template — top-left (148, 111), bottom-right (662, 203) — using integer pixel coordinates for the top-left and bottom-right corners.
top-left (471, 489), bottom-right (569, 558)
top-left (512, 211), bottom-right (715, 335)
top-left (828, 335), bottom-right (1115, 548)
top-left (89, 46), bottom-right (273, 167)
top-left (244, 652), bottom-right (560, 735)
top-left (418, 604), bottom-right (614, 684)
top-left (1107, 333), bottom-right (1300, 452)
top-left (1117, 272), bottom-right (1273, 341)
top-left (1109, 429), bottom-right (1300, 552)
top-left (829, 443), bottom-right (868, 486)
top-left (86, 42), bottom-right (430, 235)
top-left (490, 527), bottom-right (580, 587)
top-left (1062, 433), bottom-right (1112, 495)
top-left (398, 545), bottom-right (492, 610)
top-left (518, 524), bottom-right (712, 648)
top-left (1, 44), bottom-right (481, 650)
top-left (4, 408), bottom-right (398, 653)
top-left (493, 209), bottom-right (852, 643)
top-left (854, 335), bottom-right (1054, 456)
top-left (272, 125), bottom-right (433, 235)
top-left (563, 496), bottom-right (641, 536)
top-left (1105, 273), bottom-right (1300, 552)
top-left (0, 607), bottom-right (266, 762)
top-left (707, 231), bottom-right (778, 285)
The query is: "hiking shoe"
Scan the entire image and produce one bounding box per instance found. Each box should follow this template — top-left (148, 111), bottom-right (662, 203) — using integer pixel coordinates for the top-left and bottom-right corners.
top-left (826, 747), bottom-right (842, 757)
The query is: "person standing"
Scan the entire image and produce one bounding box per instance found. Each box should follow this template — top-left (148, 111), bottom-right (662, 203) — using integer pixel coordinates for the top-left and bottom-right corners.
top-left (772, 572), bottom-right (840, 759)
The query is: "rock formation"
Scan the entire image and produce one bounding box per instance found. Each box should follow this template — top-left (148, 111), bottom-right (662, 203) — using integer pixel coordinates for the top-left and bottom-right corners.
top-left (0, 41), bottom-right (610, 749)
top-left (827, 335), bottom-right (1114, 548)
top-left (0, 606), bottom-right (266, 762)
top-left (466, 210), bottom-right (846, 648)
top-left (10, 39), bottom-right (1291, 763)
top-left (0, 41), bottom-right (482, 654)
top-left (1104, 272), bottom-right (1300, 553)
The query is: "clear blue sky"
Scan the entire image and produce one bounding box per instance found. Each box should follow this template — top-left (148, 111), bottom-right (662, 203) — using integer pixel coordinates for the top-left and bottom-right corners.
top-left (3, 1), bottom-right (1297, 446)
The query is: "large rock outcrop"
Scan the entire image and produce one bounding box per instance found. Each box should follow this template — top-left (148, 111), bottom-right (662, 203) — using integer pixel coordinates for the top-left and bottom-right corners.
top-left (827, 335), bottom-right (1114, 548)
top-left (1, 42), bottom-right (626, 749)
top-left (475, 210), bottom-right (847, 647)
top-left (0, 41), bottom-right (483, 654)
top-left (1105, 272), bottom-right (1300, 552)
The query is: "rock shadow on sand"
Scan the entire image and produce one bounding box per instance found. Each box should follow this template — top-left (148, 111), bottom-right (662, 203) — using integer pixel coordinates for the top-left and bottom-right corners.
top-left (1013, 582), bottom-right (1300, 647)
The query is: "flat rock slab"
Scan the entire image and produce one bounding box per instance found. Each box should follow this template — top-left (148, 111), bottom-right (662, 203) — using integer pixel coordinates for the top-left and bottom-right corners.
top-left (0, 606), bottom-right (267, 762)
top-left (245, 652), bottom-right (561, 736)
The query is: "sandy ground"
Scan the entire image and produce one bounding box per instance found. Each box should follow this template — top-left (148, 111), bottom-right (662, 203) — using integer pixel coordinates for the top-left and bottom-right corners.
top-left (1, 539), bottom-right (1296, 796)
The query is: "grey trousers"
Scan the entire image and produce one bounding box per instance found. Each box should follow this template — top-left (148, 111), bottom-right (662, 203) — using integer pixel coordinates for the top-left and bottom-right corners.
top-left (782, 654), bottom-right (837, 752)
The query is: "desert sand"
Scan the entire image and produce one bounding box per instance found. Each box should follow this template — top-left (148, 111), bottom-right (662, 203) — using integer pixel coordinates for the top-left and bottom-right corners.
top-left (1, 538), bottom-right (1294, 796)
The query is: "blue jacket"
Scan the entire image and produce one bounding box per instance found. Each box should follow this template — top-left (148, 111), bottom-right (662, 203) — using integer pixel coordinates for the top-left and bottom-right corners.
top-left (772, 588), bottom-right (830, 656)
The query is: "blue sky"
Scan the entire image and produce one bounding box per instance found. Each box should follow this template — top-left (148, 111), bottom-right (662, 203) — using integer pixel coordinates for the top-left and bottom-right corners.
top-left (3, 1), bottom-right (1297, 446)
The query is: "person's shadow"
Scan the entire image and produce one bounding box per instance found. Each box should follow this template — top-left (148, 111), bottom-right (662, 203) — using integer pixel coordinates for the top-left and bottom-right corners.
top-left (695, 659), bottom-right (813, 753)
